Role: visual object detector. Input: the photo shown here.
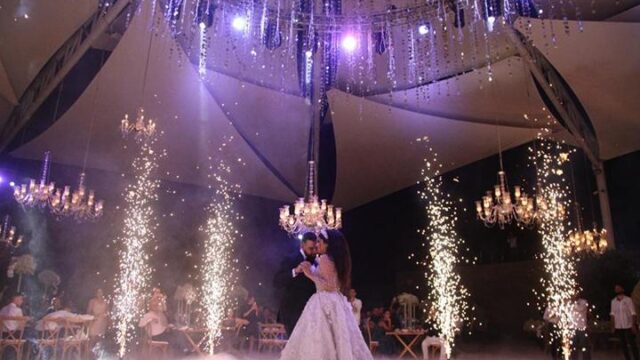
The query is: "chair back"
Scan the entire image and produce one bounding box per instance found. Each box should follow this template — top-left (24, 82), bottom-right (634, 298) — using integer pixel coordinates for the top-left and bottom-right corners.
top-left (61, 317), bottom-right (90, 341)
top-left (259, 323), bottom-right (287, 341)
top-left (0, 316), bottom-right (29, 341)
top-left (38, 318), bottom-right (62, 341)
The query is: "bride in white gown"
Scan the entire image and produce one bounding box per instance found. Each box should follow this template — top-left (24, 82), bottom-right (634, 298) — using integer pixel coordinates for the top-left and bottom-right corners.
top-left (280, 230), bottom-right (374, 360)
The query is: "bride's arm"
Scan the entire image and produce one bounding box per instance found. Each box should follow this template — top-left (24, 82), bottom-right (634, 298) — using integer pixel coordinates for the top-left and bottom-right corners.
top-left (302, 256), bottom-right (332, 288)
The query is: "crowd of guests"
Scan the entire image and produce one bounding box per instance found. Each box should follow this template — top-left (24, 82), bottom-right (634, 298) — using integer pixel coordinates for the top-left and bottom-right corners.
top-left (0, 288), bottom-right (108, 358)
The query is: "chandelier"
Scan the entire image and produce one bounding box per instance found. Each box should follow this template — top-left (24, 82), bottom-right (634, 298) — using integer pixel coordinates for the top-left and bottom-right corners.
top-left (13, 151), bottom-right (57, 209)
top-left (475, 170), bottom-right (539, 228)
top-left (50, 172), bottom-right (104, 221)
top-left (279, 161), bottom-right (342, 235)
top-left (0, 215), bottom-right (24, 250)
top-left (565, 228), bottom-right (608, 255)
top-left (121, 107), bottom-right (156, 139)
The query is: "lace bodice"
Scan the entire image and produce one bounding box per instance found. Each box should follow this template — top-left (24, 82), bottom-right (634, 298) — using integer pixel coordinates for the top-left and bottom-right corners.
top-left (306, 255), bottom-right (340, 292)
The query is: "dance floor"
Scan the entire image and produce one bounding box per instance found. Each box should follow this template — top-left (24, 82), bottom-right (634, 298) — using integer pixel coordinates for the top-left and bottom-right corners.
top-left (165, 341), bottom-right (623, 360)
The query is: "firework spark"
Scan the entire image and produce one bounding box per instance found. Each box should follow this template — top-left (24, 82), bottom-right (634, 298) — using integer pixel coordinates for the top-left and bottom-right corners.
top-left (532, 137), bottom-right (578, 360)
top-left (201, 155), bottom-right (241, 354)
top-left (418, 137), bottom-right (469, 359)
top-left (113, 136), bottom-right (161, 357)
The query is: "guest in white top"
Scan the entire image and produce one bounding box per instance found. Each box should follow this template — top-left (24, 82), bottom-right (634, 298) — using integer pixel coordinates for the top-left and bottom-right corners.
top-left (0, 294), bottom-right (25, 332)
top-left (138, 300), bottom-right (187, 355)
top-left (348, 288), bottom-right (363, 326)
top-left (570, 295), bottom-right (591, 360)
top-left (610, 284), bottom-right (639, 360)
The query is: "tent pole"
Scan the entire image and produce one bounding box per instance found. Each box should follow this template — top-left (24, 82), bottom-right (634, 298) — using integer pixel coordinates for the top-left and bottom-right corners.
top-left (593, 162), bottom-right (616, 249)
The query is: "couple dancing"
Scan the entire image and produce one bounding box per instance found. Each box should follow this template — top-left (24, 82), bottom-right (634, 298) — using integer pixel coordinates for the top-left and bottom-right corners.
top-left (274, 230), bottom-right (373, 360)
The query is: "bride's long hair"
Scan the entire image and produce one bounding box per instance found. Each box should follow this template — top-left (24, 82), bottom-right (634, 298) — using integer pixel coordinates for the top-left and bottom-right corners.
top-left (323, 230), bottom-right (352, 295)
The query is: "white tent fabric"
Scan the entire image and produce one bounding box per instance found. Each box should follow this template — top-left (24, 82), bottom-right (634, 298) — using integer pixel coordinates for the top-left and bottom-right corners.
top-left (519, 18), bottom-right (640, 159)
top-left (10, 2), bottom-right (296, 202)
top-left (0, 60), bottom-right (17, 105)
top-left (329, 89), bottom-right (539, 208)
top-left (366, 56), bottom-right (550, 128)
top-left (0, 0), bottom-right (97, 98)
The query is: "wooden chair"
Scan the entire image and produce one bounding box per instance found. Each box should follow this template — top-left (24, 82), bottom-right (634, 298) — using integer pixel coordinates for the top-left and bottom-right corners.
top-left (143, 324), bottom-right (169, 359)
top-left (34, 318), bottom-right (62, 360)
top-left (364, 324), bottom-right (379, 354)
top-left (0, 316), bottom-right (30, 360)
top-left (59, 317), bottom-right (91, 360)
top-left (257, 323), bottom-right (288, 352)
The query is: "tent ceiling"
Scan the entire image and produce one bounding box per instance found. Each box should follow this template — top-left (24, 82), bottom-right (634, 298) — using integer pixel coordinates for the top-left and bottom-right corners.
top-left (366, 56), bottom-right (551, 128)
top-left (0, 0), bottom-right (98, 98)
top-left (4, 0), bottom-right (640, 209)
top-left (518, 18), bottom-right (640, 159)
top-left (328, 89), bottom-right (541, 208)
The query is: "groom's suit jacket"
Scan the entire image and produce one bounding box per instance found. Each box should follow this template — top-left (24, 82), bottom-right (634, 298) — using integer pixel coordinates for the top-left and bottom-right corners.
top-left (273, 250), bottom-right (316, 335)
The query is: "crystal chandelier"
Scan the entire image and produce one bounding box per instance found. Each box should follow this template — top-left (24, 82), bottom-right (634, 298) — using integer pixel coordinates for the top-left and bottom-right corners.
top-left (13, 151), bottom-right (57, 209)
top-left (280, 161), bottom-right (342, 235)
top-left (565, 228), bottom-right (608, 255)
top-left (121, 107), bottom-right (156, 139)
top-left (50, 172), bottom-right (104, 221)
top-left (0, 215), bottom-right (24, 250)
top-left (475, 170), bottom-right (537, 228)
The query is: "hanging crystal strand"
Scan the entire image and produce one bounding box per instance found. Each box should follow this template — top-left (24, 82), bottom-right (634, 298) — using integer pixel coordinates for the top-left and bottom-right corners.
top-left (408, 26), bottom-right (417, 87)
top-left (287, 0), bottom-right (297, 63)
top-left (568, 0), bottom-right (584, 32)
top-left (366, 27), bottom-right (374, 93)
top-left (386, 21), bottom-right (396, 91)
top-left (260, 0), bottom-right (268, 40)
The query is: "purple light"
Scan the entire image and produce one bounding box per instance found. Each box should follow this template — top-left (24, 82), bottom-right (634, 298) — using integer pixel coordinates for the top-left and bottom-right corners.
top-left (341, 35), bottom-right (357, 52)
top-left (418, 24), bottom-right (430, 35)
top-left (232, 16), bottom-right (247, 31)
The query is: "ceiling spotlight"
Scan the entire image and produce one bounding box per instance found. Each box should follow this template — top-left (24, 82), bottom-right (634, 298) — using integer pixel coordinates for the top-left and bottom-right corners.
top-left (232, 16), bottom-right (247, 31)
top-left (342, 35), bottom-right (357, 52)
top-left (418, 24), bottom-right (430, 35)
top-left (9, 181), bottom-right (15, 187)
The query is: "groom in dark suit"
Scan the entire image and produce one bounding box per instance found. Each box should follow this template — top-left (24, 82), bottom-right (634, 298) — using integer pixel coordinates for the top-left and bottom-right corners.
top-left (273, 232), bottom-right (318, 336)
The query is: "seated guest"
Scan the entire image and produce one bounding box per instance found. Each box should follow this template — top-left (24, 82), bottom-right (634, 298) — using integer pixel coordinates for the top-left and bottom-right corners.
top-left (375, 310), bottom-right (397, 355)
top-left (138, 300), bottom-right (186, 355)
top-left (240, 295), bottom-right (260, 341)
top-left (46, 296), bottom-right (62, 314)
top-left (421, 307), bottom-right (445, 360)
top-left (260, 307), bottom-right (277, 324)
top-left (0, 294), bottom-right (25, 332)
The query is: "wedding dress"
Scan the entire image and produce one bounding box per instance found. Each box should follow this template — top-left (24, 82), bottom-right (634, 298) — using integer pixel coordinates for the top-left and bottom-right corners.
top-left (280, 255), bottom-right (374, 360)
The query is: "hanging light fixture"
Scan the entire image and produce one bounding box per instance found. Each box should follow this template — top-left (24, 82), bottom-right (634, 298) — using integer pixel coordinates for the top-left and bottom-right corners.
top-left (279, 160), bottom-right (342, 235)
top-left (50, 172), bottom-right (104, 221)
top-left (0, 215), bottom-right (24, 251)
top-left (13, 151), bottom-right (57, 209)
top-left (121, 22), bottom-right (157, 140)
top-left (564, 153), bottom-right (607, 256)
top-left (279, 45), bottom-right (342, 235)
